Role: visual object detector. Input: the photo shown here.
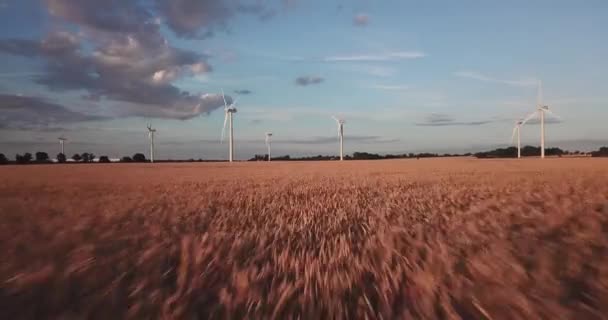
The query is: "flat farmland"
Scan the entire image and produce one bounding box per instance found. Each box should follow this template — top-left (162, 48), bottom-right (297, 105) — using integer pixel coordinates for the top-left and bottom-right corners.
top-left (1, 158), bottom-right (608, 319)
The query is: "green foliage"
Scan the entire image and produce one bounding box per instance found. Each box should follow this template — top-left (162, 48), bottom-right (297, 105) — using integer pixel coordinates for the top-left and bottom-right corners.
top-left (35, 152), bottom-right (50, 162)
top-left (16, 153), bottom-right (32, 164)
top-left (591, 147), bottom-right (608, 157)
top-left (57, 153), bottom-right (66, 163)
top-left (132, 153), bottom-right (147, 162)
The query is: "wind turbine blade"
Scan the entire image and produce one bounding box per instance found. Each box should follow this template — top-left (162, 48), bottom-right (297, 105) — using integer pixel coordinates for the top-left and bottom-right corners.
top-left (521, 111), bottom-right (537, 125)
top-left (544, 108), bottom-right (561, 120)
top-left (221, 88), bottom-right (228, 110)
top-left (231, 97), bottom-right (239, 107)
top-left (221, 112), bottom-right (228, 142)
top-left (511, 127), bottom-right (517, 144)
top-left (332, 115), bottom-right (339, 122)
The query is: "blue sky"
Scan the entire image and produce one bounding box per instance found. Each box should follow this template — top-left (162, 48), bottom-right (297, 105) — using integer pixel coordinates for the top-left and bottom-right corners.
top-left (0, 0), bottom-right (607, 159)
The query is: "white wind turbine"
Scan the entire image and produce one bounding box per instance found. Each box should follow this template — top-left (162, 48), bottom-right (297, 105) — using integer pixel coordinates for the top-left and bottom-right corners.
top-left (58, 136), bottom-right (67, 155)
top-left (265, 132), bottom-right (273, 162)
top-left (511, 119), bottom-right (524, 158)
top-left (147, 124), bottom-right (156, 163)
top-left (522, 80), bottom-right (560, 158)
top-left (221, 89), bottom-right (238, 162)
top-left (332, 116), bottom-right (345, 161)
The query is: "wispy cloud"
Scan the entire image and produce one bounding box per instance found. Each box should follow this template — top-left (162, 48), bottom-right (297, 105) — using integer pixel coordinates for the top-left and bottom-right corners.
top-left (415, 113), bottom-right (493, 127)
top-left (295, 75), bottom-right (324, 86)
top-left (454, 71), bottom-right (538, 87)
top-left (324, 51), bottom-right (426, 62)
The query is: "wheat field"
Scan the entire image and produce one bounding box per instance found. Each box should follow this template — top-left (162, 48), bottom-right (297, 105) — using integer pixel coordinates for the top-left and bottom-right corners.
top-left (1, 158), bottom-right (608, 319)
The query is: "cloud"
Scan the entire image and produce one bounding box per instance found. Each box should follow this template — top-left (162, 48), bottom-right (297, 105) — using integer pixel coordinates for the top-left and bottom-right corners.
top-left (353, 13), bottom-right (369, 26)
top-left (0, 1), bottom-right (231, 120)
top-left (0, 94), bottom-right (106, 129)
top-left (155, 0), bottom-right (232, 38)
top-left (234, 89), bottom-right (252, 95)
top-left (156, 0), bottom-right (280, 38)
top-left (110, 93), bottom-right (230, 120)
top-left (454, 71), bottom-right (538, 87)
top-left (323, 51), bottom-right (426, 62)
top-left (287, 136), bottom-right (398, 145)
top-left (295, 75), bottom-right (324, 86)
top-left (415, 113), bottom-right (493, 127)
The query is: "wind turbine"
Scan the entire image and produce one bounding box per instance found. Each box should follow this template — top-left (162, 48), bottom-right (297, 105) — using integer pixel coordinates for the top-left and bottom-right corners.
top-left (58, 136), bottom-right (67, 155)
top-left (147, 124), bottom-right (156, 163)
top-left (221, 89), bottom-right (238, 162)
top-left (511, 119), bottom-right (524, 158)
top-left (522, 80), bottom-right (560, 158)
top-left (265, 132), bottom-right (273, 162)
top-left (332, 116), bottom-right (345, 161)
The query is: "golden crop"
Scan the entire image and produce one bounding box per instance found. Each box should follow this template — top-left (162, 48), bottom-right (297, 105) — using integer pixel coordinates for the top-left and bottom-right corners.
top-left (1, 158), bottom-right (607, 319)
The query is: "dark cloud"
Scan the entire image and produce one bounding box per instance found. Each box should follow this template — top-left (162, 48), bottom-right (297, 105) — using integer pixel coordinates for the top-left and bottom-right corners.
top-left (249, 119), bottom-right (263, 125)
top-left (353, 13), bottom-right (369, 26)
top-left (295, 75), bottom-right (324, 86)
top-left (287, 136), bottom-right (398, 145)
top-left (0, 0), bottom-right (286, 122)
top-left (234, 89), bottom-right (252, 95)
top-left (156, 0), bottom-right (232, 38)
top-left (0, 94), bottom-right (106, 129)
top-left (157, 0), bottom-right (281, 38)
top-left (415, 113), bottom-right (493, 127)
top-left (0, 0), bottom-right (226, 120)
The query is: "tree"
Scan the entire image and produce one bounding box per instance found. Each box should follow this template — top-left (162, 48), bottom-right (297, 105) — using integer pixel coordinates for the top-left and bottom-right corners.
top-left (72, 153), bottom-right (82, 162)
top-left (57, 153), bottom-right (67, 163)
top-left (121, 156), bottom-right (132, 162)
top-left (132, 153), bottom-right (146, 162)
top-left (15, 153), bottom-right (32, 164)
top-left (591, 147), bottom-right (608, 157)
top-left (35, 152), bottom-right (49, 162)
top-left (0, 153), bottom-right (7, 164)
top-left (99, 156), bottom-right (110, 163)
top-left (81, 152), bottom-right (95, 162)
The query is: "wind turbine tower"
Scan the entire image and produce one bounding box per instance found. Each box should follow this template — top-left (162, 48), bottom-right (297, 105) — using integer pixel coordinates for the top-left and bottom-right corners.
top-left (511, 119), bottom-right (523, 158)
top-left (265, 132), bottom-right (273, 162)
top-left (221, 90), bottom-right (238, 162)
top-left (523, 80), bottom-right (559, 159)
top-left (332, 116), bottom-right (345, 161)
top-left (147, 124), bottom-right (156, 163)
top-left (58, 136), bottom-right (67, 155)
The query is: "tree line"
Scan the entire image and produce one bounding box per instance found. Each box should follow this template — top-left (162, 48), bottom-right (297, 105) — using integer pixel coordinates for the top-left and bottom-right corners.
top-left (473, 146), bottom-right (608, 158)
top-left (0, 152), bottom-right (150, 165)
top-left (248, 151), bottom-right (473, 162)
top-left (1, 146), bottom-right (607, 165)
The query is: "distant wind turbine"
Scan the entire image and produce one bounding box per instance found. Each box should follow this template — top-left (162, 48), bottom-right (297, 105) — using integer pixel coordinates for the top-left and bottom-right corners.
top-left (58, 136), bottom-right (67, 155)
top-left (265, 132), bottom-right (273, 162)
top-left (522, 80), bottom-right (560, 158)
top-left (511, 119), bottom-right (524, 158)
top-left (147, 124), bottom-right (156, 163)
top-left (332, 116), bottom-right (345, 161)
top-left (221, 89), bottom-right (238, 162)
